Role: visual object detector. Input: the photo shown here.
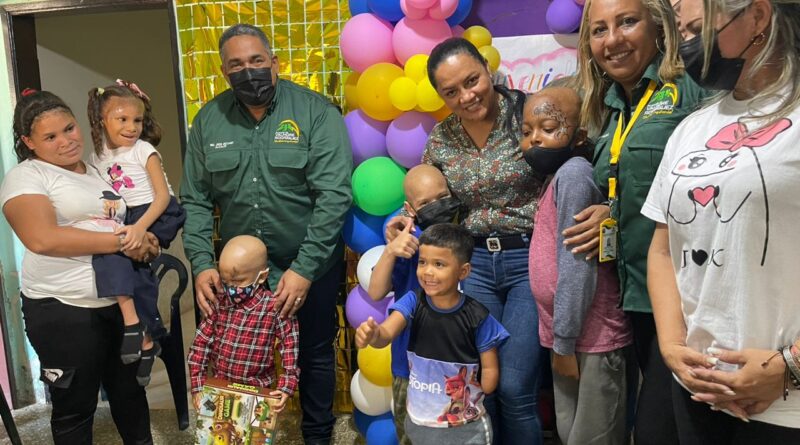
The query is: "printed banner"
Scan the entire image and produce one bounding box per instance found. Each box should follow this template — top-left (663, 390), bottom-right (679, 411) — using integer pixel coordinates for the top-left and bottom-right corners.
top-left (493, 34), bottom-right (579, 93)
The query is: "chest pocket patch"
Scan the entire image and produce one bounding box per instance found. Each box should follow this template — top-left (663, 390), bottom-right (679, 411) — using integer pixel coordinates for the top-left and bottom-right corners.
top-left (268, 148), bottom-right (308, 188)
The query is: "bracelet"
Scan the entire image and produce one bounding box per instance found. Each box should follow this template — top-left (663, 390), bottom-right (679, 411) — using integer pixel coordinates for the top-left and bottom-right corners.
top-left (117, 234), bottom-right (125, 251)
top-left (781, 346), bottom-right (800, 391)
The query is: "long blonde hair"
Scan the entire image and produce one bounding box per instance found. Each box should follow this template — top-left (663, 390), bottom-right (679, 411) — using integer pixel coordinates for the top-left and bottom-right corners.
top-left (702, 0), bottom-right (800, 128)
top-left (576, 0), bottom-right (684, 131)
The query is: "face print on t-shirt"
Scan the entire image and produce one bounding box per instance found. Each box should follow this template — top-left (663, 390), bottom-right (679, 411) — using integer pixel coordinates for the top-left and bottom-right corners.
top-left (666, 118), bottom-right (792, 266)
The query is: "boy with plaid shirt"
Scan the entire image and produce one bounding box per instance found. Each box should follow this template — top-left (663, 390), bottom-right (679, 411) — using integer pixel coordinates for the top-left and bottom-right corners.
top-left (188, 235), bottom-right (299, 411)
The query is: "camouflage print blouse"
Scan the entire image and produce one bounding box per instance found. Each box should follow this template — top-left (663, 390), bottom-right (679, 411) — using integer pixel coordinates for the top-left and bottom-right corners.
top-left (422, 92), bottom-right (542, 236)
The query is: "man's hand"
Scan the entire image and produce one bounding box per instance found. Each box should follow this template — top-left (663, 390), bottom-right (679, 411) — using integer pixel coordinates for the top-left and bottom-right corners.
top-left (355, 316), bottom-right (380, 349)
top-left (270, 390), bottom-right (290, 413)
top-left (385, 215), bottom-right (415, 244)
top-left (274, 269), bottom-right (312, 318)
top-left (195, 268), bottom-right (221, 317)
top-left (385, 221), bottom-right (419, 259)
top-left (192, 392), bottom-right (202, 411)
top-left (552, 353), bottom-right (580, 380)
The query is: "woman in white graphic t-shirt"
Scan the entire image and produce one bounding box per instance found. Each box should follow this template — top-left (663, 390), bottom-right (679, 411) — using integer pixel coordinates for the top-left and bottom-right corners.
top-left (0, 90), bottom-right (159, 444)
top-left (644, 0), bottom-right (800, 441)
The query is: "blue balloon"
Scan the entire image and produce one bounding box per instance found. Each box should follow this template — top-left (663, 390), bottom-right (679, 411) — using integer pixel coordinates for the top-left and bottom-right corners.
top-left (382, 208), bottom-right (403, 241)
top-left (366, 417), bottom-right (399, 445)
top-left (350, 0), bottom-right (370, 15)
top-left (447, 0), bottom-right (474, 26)
top-left (353, 409), bottom-right (394, 436)
top-left (344, 207), bottom-right (386, 254)
top-left (368, 0), bottom-right (405, 22)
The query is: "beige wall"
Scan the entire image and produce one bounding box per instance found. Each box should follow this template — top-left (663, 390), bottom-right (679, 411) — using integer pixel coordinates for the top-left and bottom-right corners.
top-left (35, 8), bottom-right (183, 187)
top-left (35, 8), bottom-right (195, 410)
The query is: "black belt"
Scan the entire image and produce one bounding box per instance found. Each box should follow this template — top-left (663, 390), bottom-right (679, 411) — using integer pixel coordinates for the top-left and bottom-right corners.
top-left (473, 233), bottom-right (531, 252)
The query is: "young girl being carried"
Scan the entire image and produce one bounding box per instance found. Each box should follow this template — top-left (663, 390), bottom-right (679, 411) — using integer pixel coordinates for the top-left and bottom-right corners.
top-left (86, 79), bottom-right (186, 385)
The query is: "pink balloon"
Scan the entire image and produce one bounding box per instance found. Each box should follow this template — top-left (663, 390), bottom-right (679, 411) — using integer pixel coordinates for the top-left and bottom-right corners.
top-left (341, 14), bottom-right (397, 73)
top-left (407, 0), bottom-right (437, 7)
top-left (451, 25), bottom-right (465, 37)
top-left (400, 0), bottom-right (428, 19)
top-left (392, 18), bottom-right (453, 66)
top-left (428, 0), bottom-right (458, 20)
top-left (575, 0), bottom-right (585, 5)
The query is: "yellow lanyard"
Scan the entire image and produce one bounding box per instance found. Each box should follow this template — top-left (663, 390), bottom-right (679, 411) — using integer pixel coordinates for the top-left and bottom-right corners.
top-left (608, 80), bottom-right (657, 200)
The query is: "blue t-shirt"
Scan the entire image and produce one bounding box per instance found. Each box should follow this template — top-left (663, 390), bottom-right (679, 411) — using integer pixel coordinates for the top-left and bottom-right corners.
top-left (389, 228), bottom-right (421, 378)
top-left (390, 290), bottom-right (509, 428)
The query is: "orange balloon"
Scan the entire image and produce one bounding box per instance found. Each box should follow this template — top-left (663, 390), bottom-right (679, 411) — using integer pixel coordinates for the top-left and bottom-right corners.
top-left (430, 105), bottom-right (452, 122)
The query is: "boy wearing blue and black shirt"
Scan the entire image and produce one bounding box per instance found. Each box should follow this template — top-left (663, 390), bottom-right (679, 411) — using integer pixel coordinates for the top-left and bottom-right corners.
top-left (367, 164), bottom-right (463, 444)
top-left (359, 223), bottom-right (508, 445)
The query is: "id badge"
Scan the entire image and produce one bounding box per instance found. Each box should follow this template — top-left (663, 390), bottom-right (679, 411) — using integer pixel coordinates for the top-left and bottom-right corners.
top-left (599, 218), bottom-right (618, 262)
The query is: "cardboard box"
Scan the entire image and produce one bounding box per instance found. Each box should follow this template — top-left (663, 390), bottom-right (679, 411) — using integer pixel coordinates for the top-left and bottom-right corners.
top-left (194, 377), bottom-right (280, 445)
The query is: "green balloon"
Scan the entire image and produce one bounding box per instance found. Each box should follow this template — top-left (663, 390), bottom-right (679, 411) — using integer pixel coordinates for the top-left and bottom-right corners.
top-left (352, 157), bottom-right (407, 216)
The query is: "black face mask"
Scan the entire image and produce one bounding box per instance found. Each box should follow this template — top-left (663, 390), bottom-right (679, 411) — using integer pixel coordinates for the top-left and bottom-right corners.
top-left (228, 67), bottom-right (276, 107)
top-left (523, 145), bottom-right (574, 176)
top-left (415, 196), bottom-right (461, 229)
top-left (679, 10), bottom-right (751, 91)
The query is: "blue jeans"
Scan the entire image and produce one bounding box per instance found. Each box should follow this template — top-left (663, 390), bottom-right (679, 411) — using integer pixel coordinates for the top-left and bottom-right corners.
top-left (463, 245), bottom-right (543, 445)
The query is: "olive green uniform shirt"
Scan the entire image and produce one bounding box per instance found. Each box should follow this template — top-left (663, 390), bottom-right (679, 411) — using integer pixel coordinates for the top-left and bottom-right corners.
top-left (181, 80), bottom-right (352, 289)
top-left (593, 59), bottom-right (709, 312)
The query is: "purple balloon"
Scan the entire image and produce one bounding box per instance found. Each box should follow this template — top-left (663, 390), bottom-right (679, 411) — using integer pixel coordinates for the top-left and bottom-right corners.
top-left (386, 112), bottom-right (437, 168)
top-left (546, 0), bottom-right (583, 34)
top-left (346, 285), bottom-right (393, 328)
top-left (345, 110), bottom-right (391, 166)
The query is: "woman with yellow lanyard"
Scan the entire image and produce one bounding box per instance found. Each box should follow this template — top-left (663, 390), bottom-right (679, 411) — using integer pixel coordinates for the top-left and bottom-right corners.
top-left (561, 0), bottom-right (711, 442)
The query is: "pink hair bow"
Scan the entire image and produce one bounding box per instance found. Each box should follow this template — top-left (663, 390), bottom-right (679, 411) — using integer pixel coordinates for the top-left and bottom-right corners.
top-left (115, 79), bottom-right (150, 101)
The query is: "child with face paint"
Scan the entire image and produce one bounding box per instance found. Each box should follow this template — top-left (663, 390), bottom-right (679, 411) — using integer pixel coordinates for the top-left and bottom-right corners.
top-left (522, 87), bottom-right (633, 445)
top-left (188, 235), bottom-right (299, 414)
top-left (366, 164), bottom-right (462, 444)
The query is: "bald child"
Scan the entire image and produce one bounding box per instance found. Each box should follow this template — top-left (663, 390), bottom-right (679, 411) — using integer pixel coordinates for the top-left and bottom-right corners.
top-left (366, 164), bottom-right (461, 445)
top-left (188, 235), bottom-right (299, 413)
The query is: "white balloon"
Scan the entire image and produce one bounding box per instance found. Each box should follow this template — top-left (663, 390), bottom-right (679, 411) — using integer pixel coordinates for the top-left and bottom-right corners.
top-left (357, 245), bottom-right (385, 291)
top-left (350, 370), bottom-right (392, 416)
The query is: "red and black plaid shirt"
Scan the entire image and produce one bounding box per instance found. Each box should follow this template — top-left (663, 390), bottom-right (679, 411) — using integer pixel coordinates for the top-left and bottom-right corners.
top-left (188, 287), bottom-right (299, 395)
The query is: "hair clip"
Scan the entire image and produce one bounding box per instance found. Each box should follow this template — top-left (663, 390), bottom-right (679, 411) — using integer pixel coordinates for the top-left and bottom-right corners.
top-left (97, 87), bottom-right (105, 95)
top-left (21, 88), bottom-right (37, 97)
top-left (115, 78), bottom-right (150, 101)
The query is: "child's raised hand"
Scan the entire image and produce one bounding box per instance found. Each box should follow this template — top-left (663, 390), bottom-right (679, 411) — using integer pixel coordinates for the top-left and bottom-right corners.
top-left (270, 390), bottom-right (290, 413)
top-left (552, 353), bottom-right (580, 380)
top-left (355, 316), bottom-right (380, 349)
top-left (115, 224), bottom-right (147, 251)
top-left (385, 221), bottom-right (419, 259)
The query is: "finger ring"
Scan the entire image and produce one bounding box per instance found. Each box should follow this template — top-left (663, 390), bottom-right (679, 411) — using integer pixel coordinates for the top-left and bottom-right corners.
top-left (294, 298), bottom-right (302, 305)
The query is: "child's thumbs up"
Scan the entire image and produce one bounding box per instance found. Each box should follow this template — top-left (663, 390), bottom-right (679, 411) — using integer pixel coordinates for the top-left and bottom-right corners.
top-left (355, 316), bottom-right (380, 349)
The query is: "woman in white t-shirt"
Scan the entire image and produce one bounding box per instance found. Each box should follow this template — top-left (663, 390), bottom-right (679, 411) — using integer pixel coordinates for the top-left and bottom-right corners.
top-left (643, 0), bottom-right (800, 441)
top-left (0, 90), bottom-right (159, 444)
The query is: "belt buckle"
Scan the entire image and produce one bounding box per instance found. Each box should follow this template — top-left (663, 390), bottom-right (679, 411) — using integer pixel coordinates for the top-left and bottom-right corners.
top-left (486, 237), bottom-right (501, 252)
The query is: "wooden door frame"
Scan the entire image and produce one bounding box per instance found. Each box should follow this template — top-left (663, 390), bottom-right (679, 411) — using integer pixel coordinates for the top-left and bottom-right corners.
top-left (0, 0), bottom-right (187, 407)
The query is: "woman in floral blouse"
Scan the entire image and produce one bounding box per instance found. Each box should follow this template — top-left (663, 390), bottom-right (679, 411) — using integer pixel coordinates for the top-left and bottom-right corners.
top-left (423, 37), bottom-right (543, 445)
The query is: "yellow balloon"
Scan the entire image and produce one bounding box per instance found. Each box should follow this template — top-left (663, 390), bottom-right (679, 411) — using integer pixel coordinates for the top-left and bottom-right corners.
top-left (389, 77), bottom-right (418, 111)
top-left (463, 26), bottom-right (492, 49)
top-left (357, 63), bottom-right (405, 121)
top-left (430, 105), bottom-right (452, 122)
top-left (404, 54), bottom-right (429, 83)
top-left (345, 72), bottom-right (360, 110)
top-left (416, 77), bottom-right (445, 112)
top-left (357, 345), bottom-right (392, 387)
top-left (479, 45), bottom-right (501, 72)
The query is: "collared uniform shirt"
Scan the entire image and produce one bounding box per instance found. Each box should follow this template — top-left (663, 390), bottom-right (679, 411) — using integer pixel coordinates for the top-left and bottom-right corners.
top-left (592, 58), bottom-right (709, 312)
top-left (423, 91), bottom-right (541, 236)
top-left (187, 287), bottom-right (299, 395)
top-left (180, 80), bottom-right (353, 289)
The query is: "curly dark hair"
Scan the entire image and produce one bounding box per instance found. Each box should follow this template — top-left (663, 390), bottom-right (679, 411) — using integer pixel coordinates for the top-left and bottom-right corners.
top-left (87, 80), bottom-right (162, 156)
top-left (12, 90), bottom-right (74, 162)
